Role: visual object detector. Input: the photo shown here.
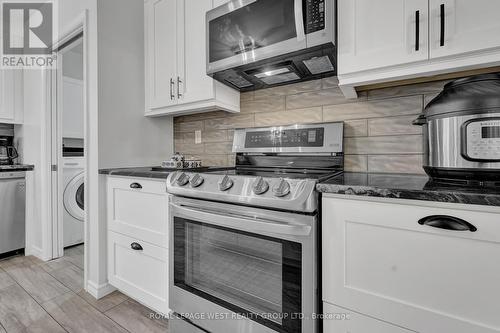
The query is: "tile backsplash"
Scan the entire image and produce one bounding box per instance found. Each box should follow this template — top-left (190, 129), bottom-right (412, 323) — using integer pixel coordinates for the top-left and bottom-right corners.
top-left (174, 77), bottom-right (449, 174)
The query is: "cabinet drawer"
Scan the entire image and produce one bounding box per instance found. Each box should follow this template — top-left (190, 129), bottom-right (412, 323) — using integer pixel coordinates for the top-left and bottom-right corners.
top-left (108, 231), bottom-right (169, 314)
top-left (323, 197), bottom-right (500, 333)
top-left (107, 177), bottom-right (168, 247)
top-left (323, 302), bottom-right (413, 333)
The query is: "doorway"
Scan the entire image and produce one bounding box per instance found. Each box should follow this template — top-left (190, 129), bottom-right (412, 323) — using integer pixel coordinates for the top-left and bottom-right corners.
top-left (50, 32), bottom-right (86, 267)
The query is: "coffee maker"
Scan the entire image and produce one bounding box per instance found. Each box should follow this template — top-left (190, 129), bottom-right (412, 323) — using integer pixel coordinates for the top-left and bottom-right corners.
top-left (0, 135), bottom-right (18, 165)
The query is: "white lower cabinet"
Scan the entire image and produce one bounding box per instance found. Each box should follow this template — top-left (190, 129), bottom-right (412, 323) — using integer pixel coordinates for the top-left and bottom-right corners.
top-left (107, 176), bottom-right (169, 314)
top-left (107, 177), bottom-right (169, 248)
top-left (322, 196), bottom-right (500, 333)
top-left (323, 303), bottom-right (413, 333)
top-left (108, 231), bottom-right (169, 314)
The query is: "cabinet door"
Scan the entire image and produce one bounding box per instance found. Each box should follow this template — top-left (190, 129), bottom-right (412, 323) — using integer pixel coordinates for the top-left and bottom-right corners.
top-left (0, 70), bottom-right (23, 123)
top-left (323, 197), bottom-right (500, 333)
top-left (430, 0), bottom-right (500, 59)
top-left (323, 303), bottom-right (413, 333)
top-left (108, 231), bottom-right (169, 314)
top-left (338, 0), bottom-right (428, 75)
top-left (177, 0), bottom-right (215, 106)
top-left (145, 0), bottom-right (178, 110)
top-left (107, 177), bottom-right (169, 248)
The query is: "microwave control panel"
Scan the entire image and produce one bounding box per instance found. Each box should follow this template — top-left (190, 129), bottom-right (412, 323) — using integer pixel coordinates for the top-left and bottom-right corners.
top-left (464, 119), bottom-right (500, 161)
top-left (305, 0), bottom-right (325, 33)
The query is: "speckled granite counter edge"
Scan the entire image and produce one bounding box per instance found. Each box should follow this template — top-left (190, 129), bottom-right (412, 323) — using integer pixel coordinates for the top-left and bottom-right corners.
top-left (99, 168), bottom-right (170, 179)
top-left (316, 183), bottom-right (500, 207)
top-left (0, 165), bottom-right (34, 172)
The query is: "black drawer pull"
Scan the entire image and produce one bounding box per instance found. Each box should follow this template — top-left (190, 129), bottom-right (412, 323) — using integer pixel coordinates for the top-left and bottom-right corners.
top-left (440, 3), bottom-right (445, 47)
top-left (415, 10), bottom-right (420, 51)
top-left (418, 215), bottom-right (477, 232)
top-left (131, 242), bottom-right (143, 251)
top-left (130, 183), bottom-right (142, 189)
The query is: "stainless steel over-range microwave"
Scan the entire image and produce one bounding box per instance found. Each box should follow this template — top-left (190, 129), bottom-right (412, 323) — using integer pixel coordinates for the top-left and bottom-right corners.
top-left (206, 0), bottom-right (336, 92)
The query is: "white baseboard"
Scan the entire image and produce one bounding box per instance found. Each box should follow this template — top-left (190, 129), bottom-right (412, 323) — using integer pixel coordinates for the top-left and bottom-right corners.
top-left (25, 246), bottom-right (51, 261)
top-left (86, 280), bottom-right (116, 299)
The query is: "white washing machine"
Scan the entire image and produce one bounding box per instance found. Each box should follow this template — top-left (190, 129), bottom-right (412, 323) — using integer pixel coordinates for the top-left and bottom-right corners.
top-left (63, 157), bottom-right (85, 248)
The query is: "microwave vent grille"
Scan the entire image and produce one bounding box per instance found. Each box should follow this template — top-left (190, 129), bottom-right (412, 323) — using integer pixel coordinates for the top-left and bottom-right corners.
top-left (303, 56), bottom-right (335, 75)
top-left (225, 75), bottom-right (253, 89)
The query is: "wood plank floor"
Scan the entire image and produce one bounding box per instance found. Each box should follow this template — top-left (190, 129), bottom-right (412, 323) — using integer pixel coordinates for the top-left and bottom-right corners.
top-left (0, 245), bottom-right (169, 333)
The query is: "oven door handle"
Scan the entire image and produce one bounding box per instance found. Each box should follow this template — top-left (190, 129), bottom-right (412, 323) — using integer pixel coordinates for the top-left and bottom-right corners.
top-left (171, 203), bottom-right (312, 237)
top-left (295, 0), bottom-right (306, 42)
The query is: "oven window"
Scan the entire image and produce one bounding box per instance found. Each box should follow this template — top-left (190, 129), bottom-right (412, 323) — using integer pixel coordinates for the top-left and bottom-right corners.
top-left (174, 217), bottom-right (302, 333)
top-left (209, 0), bottom-right (297, 63)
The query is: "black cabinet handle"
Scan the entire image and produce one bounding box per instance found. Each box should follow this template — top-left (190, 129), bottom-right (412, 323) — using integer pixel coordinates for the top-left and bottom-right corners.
top-left (415, 10), bottom-right (420, 51)
top-left (440, 4), bottom-right (445, 47)
top-left (418, 215), bottom-right (477, 232)
top-left (131, 242), bottom-right (143, 251)
top-left (130, 182), bottom-right (142, 189)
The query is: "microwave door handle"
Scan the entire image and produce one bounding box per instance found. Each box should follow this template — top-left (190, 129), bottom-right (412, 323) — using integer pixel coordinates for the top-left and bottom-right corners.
top-left (294, 0), bottom-right (306, 41)
top-left (171, 203), bottom-right (312, 237)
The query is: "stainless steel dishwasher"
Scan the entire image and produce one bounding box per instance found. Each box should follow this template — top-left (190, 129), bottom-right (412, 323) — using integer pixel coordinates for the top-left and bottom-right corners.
top-left (0, 171), bottom-right (26, 256)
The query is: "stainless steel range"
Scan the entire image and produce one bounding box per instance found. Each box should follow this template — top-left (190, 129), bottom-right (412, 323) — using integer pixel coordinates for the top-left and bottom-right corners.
top-left (167, 122), bottom-right (344, 333)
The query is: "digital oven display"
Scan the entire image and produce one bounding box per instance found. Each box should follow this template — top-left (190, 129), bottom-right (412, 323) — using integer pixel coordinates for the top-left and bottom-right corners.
top-left (482, 126), bottom-right (500, 138)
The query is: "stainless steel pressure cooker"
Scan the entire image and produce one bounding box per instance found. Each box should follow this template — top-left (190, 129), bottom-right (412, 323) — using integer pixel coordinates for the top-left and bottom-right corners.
top-left (413, 73), bottom-right (500, 180)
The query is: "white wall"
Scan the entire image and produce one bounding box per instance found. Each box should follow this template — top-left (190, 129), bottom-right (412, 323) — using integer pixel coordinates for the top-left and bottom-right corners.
top-left (97, 0), bottom-right (173, 168)
top-left (63, 46), bottom-right (84, 81)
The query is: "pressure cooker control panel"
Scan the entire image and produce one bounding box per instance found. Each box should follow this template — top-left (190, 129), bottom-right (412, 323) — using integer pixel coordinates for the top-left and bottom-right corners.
top-left (463, 118), bottom-right (500, 161)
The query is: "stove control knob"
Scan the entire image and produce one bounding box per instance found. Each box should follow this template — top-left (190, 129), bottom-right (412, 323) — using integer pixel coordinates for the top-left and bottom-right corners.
top-left (176, 173), bottom-right (190, 186)
top-left (273, 178), bottom-right (291, 197)
top-left (189, 174), bottom-right (204, 188)
top-left (252, 177), bottom-right (269, 195)
top-left (218, 175), bottom-right (234, 191)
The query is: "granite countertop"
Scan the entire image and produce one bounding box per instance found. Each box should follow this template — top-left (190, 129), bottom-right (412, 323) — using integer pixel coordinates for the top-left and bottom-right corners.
top-left (317, 172), bottom-right (500, 207)
top-left (0, 164), bottom-right (34, 172)
top-left (99, 167), bottom-right (172, 179)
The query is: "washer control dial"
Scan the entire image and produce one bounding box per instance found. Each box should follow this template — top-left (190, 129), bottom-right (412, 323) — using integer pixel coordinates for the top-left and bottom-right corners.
top-left (190, 174), bottom-right (204, 188)
top-left (218, 175), bottom-right (234, 191)
top-left (252, 177), bottom-right (269, 195)
top-left (273, 178), bottom-right (291, 197)
top-left (176, 173), bottom-right (190, 186)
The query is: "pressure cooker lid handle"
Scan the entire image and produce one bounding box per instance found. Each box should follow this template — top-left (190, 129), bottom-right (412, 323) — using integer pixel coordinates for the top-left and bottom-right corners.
top-left (412, 114), bottom-right (427, 126)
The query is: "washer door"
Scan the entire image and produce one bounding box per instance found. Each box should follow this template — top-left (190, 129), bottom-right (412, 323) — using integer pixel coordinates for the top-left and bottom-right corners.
top-left (64, 172), bottom-right (84, 221)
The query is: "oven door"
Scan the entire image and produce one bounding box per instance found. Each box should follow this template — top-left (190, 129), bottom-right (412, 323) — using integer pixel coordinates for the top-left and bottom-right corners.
top-left (169, 196), bottom-right (317, 333)
top-left (206, 0), bottom-right (306, 74)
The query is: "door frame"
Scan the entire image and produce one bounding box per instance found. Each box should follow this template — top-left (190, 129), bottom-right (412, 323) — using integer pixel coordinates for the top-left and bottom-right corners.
top-left (47, 13), bottom-right (88, 266)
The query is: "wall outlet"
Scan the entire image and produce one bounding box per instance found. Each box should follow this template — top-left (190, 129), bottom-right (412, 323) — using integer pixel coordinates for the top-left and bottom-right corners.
top-left (195, 130), bottom-right (202, 144)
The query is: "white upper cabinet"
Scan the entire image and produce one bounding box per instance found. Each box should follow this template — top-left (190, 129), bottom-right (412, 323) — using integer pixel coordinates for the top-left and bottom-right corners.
top-left (145, 0), bottom-right (178, 110)
top-left (338, 0), bottom-right (500, 98)
top-left (0, 70), bottom-right (23, 124)
top-left (144, 0), bottom-right (240, 116)
top-left (429, 0), bottom-right (500, 59)
top-left (339, 0), bottom-right (428, 74)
